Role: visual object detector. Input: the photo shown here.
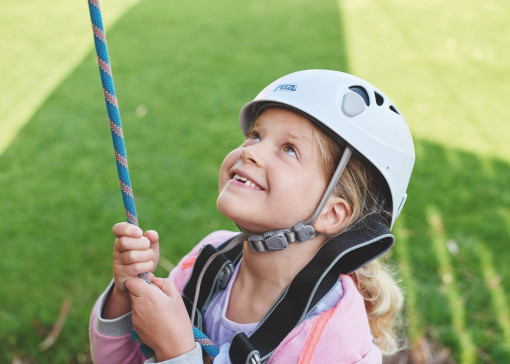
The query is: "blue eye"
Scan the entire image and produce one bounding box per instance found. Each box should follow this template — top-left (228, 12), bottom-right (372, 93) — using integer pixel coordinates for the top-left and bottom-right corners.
top-left (248, 131), bottom-right (260, 142)
top-left (282, 145), bottom-right (297, 158)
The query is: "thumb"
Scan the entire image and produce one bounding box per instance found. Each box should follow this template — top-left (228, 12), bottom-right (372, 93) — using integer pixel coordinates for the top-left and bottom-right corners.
top-left (151, 276), bottom-right (178, 297)
top-left (124, 277), bottom-right (151, 298)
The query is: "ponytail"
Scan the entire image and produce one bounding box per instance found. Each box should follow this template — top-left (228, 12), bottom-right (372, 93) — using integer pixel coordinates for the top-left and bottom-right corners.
top-left (350, 260), bottom-right (404, 355)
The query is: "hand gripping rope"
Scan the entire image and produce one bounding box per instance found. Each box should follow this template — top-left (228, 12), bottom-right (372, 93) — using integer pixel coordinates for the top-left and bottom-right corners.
top-left (87, 0), bottom-right (219, 360)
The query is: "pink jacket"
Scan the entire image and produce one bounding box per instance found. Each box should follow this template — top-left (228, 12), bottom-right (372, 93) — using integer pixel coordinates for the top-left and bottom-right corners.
top-left (90, 230), bottom-right (381, 363)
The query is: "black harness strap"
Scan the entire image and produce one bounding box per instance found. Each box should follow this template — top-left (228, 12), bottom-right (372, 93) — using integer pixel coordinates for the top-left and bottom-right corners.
top-left (180, 214), bottom-right (393, 364)
top-left (182, 235), bottom-right (243, 329)
top-left (229, 214), bottom-right (393, 363)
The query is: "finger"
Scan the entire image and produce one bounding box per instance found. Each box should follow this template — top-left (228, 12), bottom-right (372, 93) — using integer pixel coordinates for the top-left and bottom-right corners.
top-left (118, 248), bottom-right (154, 265)
top-left (123, 261), bottom-right (155, 277)
top-left (144, 230), bottom-right (159, 245)
top-left (113, 222), bottom-right (143, 238)
top-left (115, 236), bottom-right (151, 252)
top-left (145, 230), bottom-right (160, 256)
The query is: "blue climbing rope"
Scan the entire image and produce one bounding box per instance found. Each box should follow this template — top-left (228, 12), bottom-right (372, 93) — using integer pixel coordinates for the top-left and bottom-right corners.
top-left (87, 0), bottom-right (218, 360)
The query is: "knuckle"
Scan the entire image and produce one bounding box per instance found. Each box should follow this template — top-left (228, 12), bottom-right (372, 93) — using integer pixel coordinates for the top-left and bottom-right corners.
top-left (125, 250), bottom-right (136, 263)
top-left (128, 264), bottom-right (140, 276)
top-left (140, 237), bottom-right (151, 249)
top-left (115, 237), bottom-right (126, 250)
top-left (130, 262), bottom-right (145, 276)
top-left (126, 252), bottom-right (141, 265)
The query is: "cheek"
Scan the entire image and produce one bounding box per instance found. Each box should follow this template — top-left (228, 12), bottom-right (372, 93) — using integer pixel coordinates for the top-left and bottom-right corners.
top-left (218, 148), bottom-right (241, 191)
top-left (290, 171), bottom-right (327, 212)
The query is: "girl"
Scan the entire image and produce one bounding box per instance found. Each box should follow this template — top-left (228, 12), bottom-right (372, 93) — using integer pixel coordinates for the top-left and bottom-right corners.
top-left (89, 70), bottom-right (415, 363)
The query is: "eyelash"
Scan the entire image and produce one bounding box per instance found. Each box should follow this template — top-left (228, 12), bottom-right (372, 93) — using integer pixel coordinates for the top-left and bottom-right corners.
top-left (282, 144), bottom-right (298, 158)
top-left (246, 131), bottom-right (299, 159)
top-left (247, 131), bottom-right (260, 142)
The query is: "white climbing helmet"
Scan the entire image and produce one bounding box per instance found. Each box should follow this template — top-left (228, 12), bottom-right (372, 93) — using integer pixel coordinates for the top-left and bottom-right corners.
top-left (239, 69), bottom-right (415, 229)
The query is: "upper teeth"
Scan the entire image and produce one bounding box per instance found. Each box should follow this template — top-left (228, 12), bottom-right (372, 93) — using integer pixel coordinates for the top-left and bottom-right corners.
top-left (234, 174), bottom-right (258, 188)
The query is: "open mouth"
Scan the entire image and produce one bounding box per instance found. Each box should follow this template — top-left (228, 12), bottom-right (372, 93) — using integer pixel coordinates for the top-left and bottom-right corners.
top-left (232, 173), bottom-right (261, 190)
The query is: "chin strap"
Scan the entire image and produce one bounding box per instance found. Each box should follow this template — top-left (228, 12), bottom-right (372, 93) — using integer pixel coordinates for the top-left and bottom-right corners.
top-left (247, 222), bottom-right (315, 252)
top-left (248, 145), bottom-right (353, 253)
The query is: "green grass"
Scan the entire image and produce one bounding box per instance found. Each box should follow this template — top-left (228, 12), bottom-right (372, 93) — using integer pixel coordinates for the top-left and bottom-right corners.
top-left (0, 0), bottom-right (509, 363)
top-left (341, 0), bottom-right (510, 163)
top-left (393, 143), bottom-right (510, 362)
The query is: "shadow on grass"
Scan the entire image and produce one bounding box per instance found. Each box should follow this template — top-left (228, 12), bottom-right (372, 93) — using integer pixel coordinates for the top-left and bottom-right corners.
top-left (392, 140), bottom-right (510, 363)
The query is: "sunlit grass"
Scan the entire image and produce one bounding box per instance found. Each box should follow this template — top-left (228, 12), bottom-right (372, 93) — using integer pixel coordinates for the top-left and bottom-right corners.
top-left (340, 0), bottom-right (510, 164)
top-left (0, 0), bottom-right (141, 155)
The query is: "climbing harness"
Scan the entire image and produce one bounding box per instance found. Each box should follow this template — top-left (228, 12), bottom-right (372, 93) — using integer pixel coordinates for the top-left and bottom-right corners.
top-left (182, 214), bottom-right (394, 363)
top-left (87, 0), bottom-right (218, 360)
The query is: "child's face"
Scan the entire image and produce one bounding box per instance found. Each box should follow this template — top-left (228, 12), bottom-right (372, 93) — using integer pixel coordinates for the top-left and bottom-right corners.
top-left (217, 108), bottom-right (327, 234)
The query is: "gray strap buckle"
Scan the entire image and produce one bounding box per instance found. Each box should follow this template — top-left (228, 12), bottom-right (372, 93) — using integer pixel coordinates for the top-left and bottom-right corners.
top-left (218, 263), bottom-right (234, 290)
top-left (248, 229), bottom-right (293, 252)
top-left (248, 223), bottom-right (315, 253)
top-left (292, 222), bottom-right (316, 242)
top-left (249, 353), bottom-right (261, 364)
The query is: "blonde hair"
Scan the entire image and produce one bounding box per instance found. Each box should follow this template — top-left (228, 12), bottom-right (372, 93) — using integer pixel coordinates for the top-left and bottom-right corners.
top-left (312, 126), bottom-right (404, 356)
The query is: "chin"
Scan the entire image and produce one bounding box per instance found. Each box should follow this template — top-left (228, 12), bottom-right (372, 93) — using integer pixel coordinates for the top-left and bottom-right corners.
top-left (216, 193), bottom-right (235, 221)
top-left (217, 197), bottom-right (258, 233)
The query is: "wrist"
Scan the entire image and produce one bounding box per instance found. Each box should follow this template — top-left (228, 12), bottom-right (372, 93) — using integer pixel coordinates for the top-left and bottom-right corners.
top-left (155, 338), bottom-right (197, 361)
top-left (102, 284), bottom-right (132, 319)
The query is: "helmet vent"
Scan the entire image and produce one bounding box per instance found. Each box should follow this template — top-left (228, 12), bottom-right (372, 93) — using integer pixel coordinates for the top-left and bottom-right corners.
top-left (374, 91), bottom-right (384, 106)
top-left (389, 105), bottom-right (400, 115)
top-left (348, 86), bottom-right (370, 106)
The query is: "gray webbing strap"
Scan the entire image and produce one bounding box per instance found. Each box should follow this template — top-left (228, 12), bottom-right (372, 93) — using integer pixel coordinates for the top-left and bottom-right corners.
top-left (190, 233), bottom-right (249, 325)
top-left (307, 144), bottom-right (353, 225)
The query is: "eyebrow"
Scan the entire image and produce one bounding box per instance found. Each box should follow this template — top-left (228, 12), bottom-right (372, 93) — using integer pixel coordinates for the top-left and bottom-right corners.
top-left (286, 131), bottom-right (312, 146)
top-left (253, 114), bottom-right (315, 149)
top-left (254, 122), bottom-right (309, 142)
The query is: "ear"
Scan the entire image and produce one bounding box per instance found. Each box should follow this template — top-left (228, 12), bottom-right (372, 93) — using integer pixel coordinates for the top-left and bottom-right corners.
top-left (313, 195), bottom-right (352, 235)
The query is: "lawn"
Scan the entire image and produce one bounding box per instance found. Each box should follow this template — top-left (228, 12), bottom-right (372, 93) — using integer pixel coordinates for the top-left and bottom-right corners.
top-left (0, 0), bottom-right (508, 363)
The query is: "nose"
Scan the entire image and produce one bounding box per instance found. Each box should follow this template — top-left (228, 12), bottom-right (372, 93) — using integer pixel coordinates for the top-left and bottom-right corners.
top-left (240, 141), bottom-right (265, 166)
